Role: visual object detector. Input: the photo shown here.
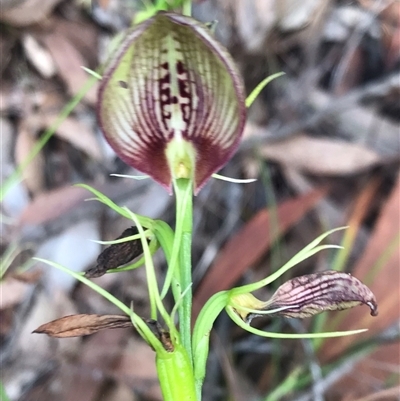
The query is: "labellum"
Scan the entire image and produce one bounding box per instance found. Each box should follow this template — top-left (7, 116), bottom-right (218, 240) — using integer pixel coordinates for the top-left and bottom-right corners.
top-left (98, 12), bottom-right (246, 194)
top-left (232, 271), bottom-right (378, 323)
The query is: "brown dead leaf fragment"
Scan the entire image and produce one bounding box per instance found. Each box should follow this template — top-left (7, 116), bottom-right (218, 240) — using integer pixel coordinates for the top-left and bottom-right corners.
top-left (22, 34), bottom-right (56, 78)
top-left (0, 0), bottom-right (63, 26)
top-left (146, 319), bottom-right (174, 352)
top-left (18, 185), bottom-right (94, 226)
top-left (85, 227), bottom-right (144, 278)
top-left (0, 278), bottom-right (32, 310)
top-left (262, 270), bottom-right (378, 319)
top-left (15, 122), bottom-right (45, 196)
top-left (33, 314), bottom-right (132, 338)
top-left (44, 115), bottom-right (103, 161)
top-left (261, 135), bottom-right (381, 176)
top-left (40, 31), bottom-right (97, 104)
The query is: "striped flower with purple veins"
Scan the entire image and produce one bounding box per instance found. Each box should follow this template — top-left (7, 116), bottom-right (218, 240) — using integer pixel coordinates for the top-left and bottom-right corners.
top-left (98, 11), bottom-right (246, 194)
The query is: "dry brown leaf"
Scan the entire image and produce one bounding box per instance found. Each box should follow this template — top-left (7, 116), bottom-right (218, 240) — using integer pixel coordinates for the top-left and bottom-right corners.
top-left (261, 135), bottom-right (381, 175)
top-left (17, 180), bottom-right (141, 226)
top-left (100, 382), bottom-right (138, 401)
top-left (234, 0), bottom-right (276, 52)
top-left (0, 278), bottom-right (32, 310)
top-left (334, 176), bottom-right (382, 268)
top-left (335, 343), bottom-right (400, 400)
top-left (40, 32), bottom-right (97, 104)
top-left (346, 176), bottom-right (381, 228)
top-left (0, 0), bottom-right (63, 26)
top-left (14, 289), bottom-right (78, 360)
top-left (276, 0), bottom-right (324, 31)
top-left (22, 34), bottom-right (56, 78)
top-left (44, 115), bottom-right (103, 160)
top-left (62, 326), bottom-right (130, 401)
top-left (10, 269), bottom-right (43, 284)
top-left (14, 123), bottom-right (45, 196)
top-left (111, 339), bottom-right (162, 400)
top-left (0, 32), bottom-right (15, 74)
top-left (194, 187), bottom-right (328, 314)
top-left (52, 16), bottom-right (99, 69)
top-left (0, 116), bottom-right (13, 174)
top-left (305, 89), bottom-right (400, 158)
top-left (34, 314), bottom-right (132, 338)
top-left (382, 13), bottom-right (400, 70)
top-left (333, 46), bottom-right (364, 95)
top-left (229, 0), bottom-right (327, 53)
top-left (18, 185), bottom-right (93, 225)
top-left (1, 290), bottom-right (79, 400)
top-left (322, 172), bottom-right (400, 361)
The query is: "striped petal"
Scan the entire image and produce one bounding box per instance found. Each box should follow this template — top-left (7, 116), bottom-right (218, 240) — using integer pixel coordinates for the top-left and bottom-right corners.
top-left (98, 11), bottom-right (246, 194)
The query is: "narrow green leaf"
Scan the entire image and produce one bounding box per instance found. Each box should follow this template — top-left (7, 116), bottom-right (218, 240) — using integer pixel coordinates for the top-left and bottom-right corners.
top-left (245, 72), bottom-right (285, 108)
top-left (34, 257), bottom-right (165, 353)
top-left (226, 307), bottom-right (367, 339)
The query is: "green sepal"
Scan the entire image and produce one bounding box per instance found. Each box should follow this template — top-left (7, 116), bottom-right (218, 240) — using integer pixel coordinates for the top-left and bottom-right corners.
top-left (192, 291), bottom-right (229, 397)
top-left (245, 72), bottom-right (285, 108)
top-left (229, 227), bottom-right (347, 297)
top-left (75, 183), bottom-right (154, 228)
top-left (226, 307), bottom-right (367, 339)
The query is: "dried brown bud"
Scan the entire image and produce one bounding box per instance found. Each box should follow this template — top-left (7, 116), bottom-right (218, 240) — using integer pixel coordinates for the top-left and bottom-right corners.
top-left (263, 270), bottom-right (378, 319)
top-left (33, 314), bottom-right (173, 352)
top-left (85, 226), bottom-right (145, 278)
top-left (33, 314), bottom-right (132, 338)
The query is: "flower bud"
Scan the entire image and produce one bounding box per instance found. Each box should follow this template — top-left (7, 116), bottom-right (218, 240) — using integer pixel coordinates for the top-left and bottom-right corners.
top-left (231, 271), bottom-right (378, 323)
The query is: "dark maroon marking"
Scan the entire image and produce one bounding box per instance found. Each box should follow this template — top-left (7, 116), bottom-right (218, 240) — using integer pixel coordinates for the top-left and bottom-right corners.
top-left (158, 70), bottom-right (172, 131)
top-left (159, 72), bottom-right (170, 86)
top-left (142, 71), bottom-right (164, 142)
top-left (161, 62), bottom-right (168, 70)
top-left (181, 104), bottom-right (191, 124)
top-left (178, 79), bottom-right (190, 98)
top-left (176, 60), bottom-right (186, 75)
top-left (177, 77), bottom-right (192, 130)
top-left (171, 96), bottom-right (178, 104)
top-left (118, 80), bottom-right (128, 89)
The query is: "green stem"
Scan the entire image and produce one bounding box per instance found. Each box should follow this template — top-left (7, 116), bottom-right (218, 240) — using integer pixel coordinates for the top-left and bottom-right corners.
top-left (156, 344), bottom-right (197, 401)
top-left (173, 178), bottom-right (194, 364)
top-left (182, 0), bottom-right (192, 16)
top-left (192, 291), bottom-right (229, 397)
top-left (0, 382), bottom-right (10, 401)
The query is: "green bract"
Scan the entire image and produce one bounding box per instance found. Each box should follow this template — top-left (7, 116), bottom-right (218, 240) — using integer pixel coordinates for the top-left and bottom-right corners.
top-left (98, 11), bottom-right (246, 194)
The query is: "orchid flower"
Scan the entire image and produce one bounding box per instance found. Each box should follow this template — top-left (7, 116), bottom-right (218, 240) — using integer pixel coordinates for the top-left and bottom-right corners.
top-left (33, 10), bottom-right (378, 401)
top-left (98, 11), bottom-right (246, 194)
